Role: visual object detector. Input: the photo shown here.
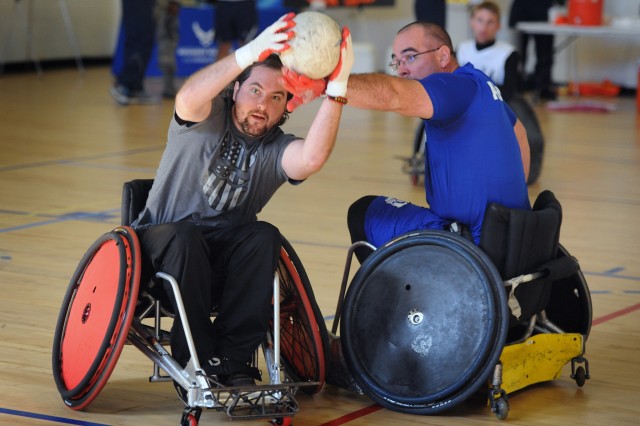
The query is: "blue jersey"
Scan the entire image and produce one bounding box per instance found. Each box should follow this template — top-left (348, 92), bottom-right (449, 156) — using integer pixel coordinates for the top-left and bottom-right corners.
top-left (364, 64), bottom-right (530, 247)
top-left (422, 63), bottom-right (530, 240)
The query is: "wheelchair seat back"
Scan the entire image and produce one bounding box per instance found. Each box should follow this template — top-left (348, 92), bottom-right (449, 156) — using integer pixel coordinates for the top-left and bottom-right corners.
top-left (122, 178), bottom-right (154, 226)
top-left (480, 190), bottom-right (561, 278)
top-left (480, 190), bottom-right (562, 327)
top-left (121, 178), bottom-right (178, 315)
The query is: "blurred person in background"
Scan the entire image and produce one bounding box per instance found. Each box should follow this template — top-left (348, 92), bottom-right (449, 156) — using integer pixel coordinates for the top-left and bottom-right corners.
top-left (110, 0), bottom-right (158, 105)
top-left (457, 1), bottom-right (520, 102)
top-left (214, 0), bottom-right (259, 60)
top-left (508, 0), bottom-right (558, 100)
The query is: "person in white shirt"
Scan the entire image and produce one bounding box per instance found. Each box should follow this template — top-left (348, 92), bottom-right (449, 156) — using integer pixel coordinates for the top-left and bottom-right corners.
top-left (457, 1), bottom-right (520, 102)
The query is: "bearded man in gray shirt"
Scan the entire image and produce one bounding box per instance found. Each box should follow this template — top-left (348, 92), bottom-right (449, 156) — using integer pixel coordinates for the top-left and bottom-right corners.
top-left (133, 14), bottom-right (353, 386)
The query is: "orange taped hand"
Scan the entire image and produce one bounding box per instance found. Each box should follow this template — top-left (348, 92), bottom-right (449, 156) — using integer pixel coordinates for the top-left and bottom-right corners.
top-left (281, 68), bottom-right (327, 112)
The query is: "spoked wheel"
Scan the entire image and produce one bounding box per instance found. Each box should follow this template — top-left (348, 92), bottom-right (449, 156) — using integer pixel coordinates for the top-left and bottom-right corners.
top-left (274, 236), bottom-right (329, 395)
top-left (52, 226), bottom-right (141, 410)
top-left (340, 230), bottom-right (508, 414)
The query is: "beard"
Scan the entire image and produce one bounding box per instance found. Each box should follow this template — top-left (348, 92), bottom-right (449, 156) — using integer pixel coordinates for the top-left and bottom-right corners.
top-left (233, 107), bottom-right (272, 137)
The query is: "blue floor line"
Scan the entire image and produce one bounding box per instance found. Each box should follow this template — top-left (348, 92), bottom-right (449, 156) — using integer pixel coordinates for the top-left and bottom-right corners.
top-left (0, 209), bottom-right (120, 234)
top-left (0, 408), bottom-right (110, 426)
top-left (0, 146), bottom-right (163, 173)
top-left (0, 218), bottom-right (69, 234)
top-left (583, 270), bottom-right (640, 282)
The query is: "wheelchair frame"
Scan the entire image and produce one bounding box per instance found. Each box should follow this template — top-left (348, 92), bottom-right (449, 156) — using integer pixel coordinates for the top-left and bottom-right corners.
top-left (127, 268), bottom-right (303, 424)
top-left (331, 229), bottom-right (591, 420)
top-left (53, 177), bottom-right (329, 426)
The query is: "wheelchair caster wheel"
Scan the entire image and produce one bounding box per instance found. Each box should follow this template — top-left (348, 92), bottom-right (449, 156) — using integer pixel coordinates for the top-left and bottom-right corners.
top-left (270, 417), bottom-right (292, 426)
top-left (574, 365), bottom-right (587, 387)
top-left (180, 407), bottom-right (201, 426)
top-left (493, 397), bottom-right (509, 420)
top-left (571, 356), bottom-right (590, 387)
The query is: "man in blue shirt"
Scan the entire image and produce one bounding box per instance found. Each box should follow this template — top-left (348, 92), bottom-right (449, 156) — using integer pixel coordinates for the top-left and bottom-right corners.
top-left (283, 21), bottom-right (530, 262)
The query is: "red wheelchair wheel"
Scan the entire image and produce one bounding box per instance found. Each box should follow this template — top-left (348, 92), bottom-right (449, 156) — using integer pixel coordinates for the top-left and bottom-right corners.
top-left (52, 226), bottom-right (141, 410)
top-left (276, 237), bottom-right (328, 395)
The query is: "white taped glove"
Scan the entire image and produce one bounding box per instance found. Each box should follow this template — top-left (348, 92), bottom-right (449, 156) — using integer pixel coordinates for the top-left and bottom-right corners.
top-left (326, 27), bottom-right (354, 98)
top-left (235, 13), bottom-right (296, 70)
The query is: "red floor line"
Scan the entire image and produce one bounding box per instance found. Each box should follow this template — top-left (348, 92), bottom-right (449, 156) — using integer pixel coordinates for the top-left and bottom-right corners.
top-left (316, 404), bottom-right (382, 426)
top-left (319, 302), bottom-right (640, 425)
top-left (592, 302), bottom-right (640, 326)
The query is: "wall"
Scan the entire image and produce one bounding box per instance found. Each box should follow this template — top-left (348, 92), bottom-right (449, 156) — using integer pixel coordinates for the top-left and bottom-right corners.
top-left (319, 1), bottom-right (470, 73)
top-left (499, 0), bottom-right (640, 89)
top-left (0, 0), bottom-right (120, 63)
top-left (1, 0), bottom-right (638, 88)
top-left (322, 0), bottom-right (640, 88)
top-left (545, 0), bottom-right (640, 88)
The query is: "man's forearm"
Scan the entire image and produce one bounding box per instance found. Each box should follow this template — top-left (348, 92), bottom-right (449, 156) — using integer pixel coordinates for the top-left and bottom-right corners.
top-left (346, 73), bottom-right (396, 111)
top-left (347, 73), bottom-right (433, 119)
top-left (175, 54), bottom-right (243, 122)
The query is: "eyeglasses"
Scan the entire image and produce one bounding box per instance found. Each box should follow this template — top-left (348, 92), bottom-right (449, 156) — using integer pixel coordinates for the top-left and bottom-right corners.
top-left (388, 47), bottom-right (442, 71)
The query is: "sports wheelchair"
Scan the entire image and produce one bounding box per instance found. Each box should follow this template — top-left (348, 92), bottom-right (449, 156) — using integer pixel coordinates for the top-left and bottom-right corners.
top-left (330, 190), bottom-right (591, 420)
top-left (52, 179), bottom-right (329, 426)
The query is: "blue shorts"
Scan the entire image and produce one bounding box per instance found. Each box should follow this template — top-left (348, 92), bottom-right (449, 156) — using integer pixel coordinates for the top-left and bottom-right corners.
top-left (364, 196), bottom-right (451, 248)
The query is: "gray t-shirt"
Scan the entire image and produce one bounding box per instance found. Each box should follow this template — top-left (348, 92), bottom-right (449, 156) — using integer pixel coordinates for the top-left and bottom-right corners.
top-left (134, 96), bottom-right (298, 229)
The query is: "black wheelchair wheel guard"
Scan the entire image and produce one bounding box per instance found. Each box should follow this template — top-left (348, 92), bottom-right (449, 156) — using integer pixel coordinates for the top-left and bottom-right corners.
top-left (543, 244), bottom-right (592, 338)
top-left (340, 231), bottom-right (508, 414)
top-left (52, 226), bottom-right (141, 410)
top-left (508, 95), bottom-right (544, 186)
top-left (412, 121), bottom-right (426, 161)
top-left (275, 236), bottom-right (329, 395)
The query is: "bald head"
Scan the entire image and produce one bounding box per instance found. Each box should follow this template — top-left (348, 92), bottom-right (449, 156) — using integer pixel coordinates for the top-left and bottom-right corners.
top-left (398, 21), bottom-right (455, 55)
top-left (392, 21), bottom-right (458, 78)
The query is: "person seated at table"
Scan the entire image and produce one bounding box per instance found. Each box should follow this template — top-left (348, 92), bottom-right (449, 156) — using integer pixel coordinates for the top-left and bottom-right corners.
top-left (457, 1), bottom-right (520, 102)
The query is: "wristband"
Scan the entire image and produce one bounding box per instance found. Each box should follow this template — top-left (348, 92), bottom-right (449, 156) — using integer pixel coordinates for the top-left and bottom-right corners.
top-left (325, 95), bottom-right (348, 104)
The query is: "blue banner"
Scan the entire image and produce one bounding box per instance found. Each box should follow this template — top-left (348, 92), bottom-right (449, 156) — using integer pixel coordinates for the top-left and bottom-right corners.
top-left (112, 2), bottom-right (294, 78)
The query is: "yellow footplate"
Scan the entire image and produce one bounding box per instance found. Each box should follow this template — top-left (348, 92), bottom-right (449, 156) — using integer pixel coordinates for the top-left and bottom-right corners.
top-left (499, 333), bottom-right (585, 394)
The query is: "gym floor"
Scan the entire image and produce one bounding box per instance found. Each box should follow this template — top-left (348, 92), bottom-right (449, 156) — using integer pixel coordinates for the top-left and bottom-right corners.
top-left (1, 66), bottom-right (639, 425)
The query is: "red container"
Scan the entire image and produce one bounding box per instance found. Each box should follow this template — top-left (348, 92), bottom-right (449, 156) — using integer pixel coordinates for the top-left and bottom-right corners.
top-left (568, 0), bottom-right (604, 26)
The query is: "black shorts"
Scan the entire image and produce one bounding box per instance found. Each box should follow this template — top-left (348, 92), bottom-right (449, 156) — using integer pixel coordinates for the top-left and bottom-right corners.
top-left (215, 0), bottom-right (258, 44)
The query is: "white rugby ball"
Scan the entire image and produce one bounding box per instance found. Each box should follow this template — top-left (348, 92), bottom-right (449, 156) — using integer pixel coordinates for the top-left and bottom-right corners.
top-left (279, 11), bottom-right (342, 79)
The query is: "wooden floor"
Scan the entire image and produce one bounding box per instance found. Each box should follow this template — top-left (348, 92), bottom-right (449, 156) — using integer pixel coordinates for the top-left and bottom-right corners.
top-left (1, 66), bottom-right (639, 426)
